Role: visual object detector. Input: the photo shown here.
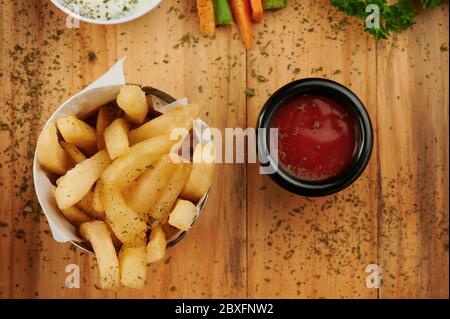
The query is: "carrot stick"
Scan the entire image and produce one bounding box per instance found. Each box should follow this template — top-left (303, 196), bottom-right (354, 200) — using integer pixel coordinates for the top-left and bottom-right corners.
top-left (230, 0), bottom-right (254, 50)
top-left (250, 0), bottom-right (263, 23)
top-left (196, 0), bottom-right (216, 37)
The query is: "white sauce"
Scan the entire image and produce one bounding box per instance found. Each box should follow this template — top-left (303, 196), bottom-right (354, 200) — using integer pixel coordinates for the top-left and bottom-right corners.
top-left (59, 0), bottom-right (153, 20)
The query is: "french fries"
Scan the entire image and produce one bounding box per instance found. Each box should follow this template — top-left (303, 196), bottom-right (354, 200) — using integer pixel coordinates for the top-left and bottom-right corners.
top-left (124, 155), bottom-right (177, 221)
top-left (168, 199), bottom-right (198, 231)
top-left (92, 181), bottom-right (105, 214)
top-left (146, 226), bottom-right (166, 263)
top-left (128, 106), bottom-right (185, 145)
top-left (60, 141), bottom-right (87, 164)
top-left (101, 134), bottom-right (178, 190)
top-left (128, 103), bottom-right (201, 145)
top-left (79, 221), bottom-right (120, 290)
top-left (51, 186), bottom-right (90, 227)
top-left (172, 103), bottom-right (202, 137)
top-left (76, 188), bottom-right (95, 214)
top-left (196, 0), bottom-right (216, 37)
top-left (38, 85), bottom-right (213, 290)
top-left (96, 106), bottom-right (115, 150)
top-left (151, 161), bottom-right (192, 223)
top-left (57, 115), bottom-right (97, 154)
top-left (104, 118), bottom-right (130, 160)
top-left (105, 218), bottom-right (122, 248)
top-left (119, 245), bottom-right (147, 289)
top-left (60, 205), bottom-right (91, 227)
top-left (76, 188), bottom-right (105, 220)
top-left (116, 85), bottom-right (148, 124)
top-left (99, 182), bottom-right (147, 246)
top-left (181, 142), bottom-right (216, 202)
top-left (55, 150), bottom-right (111, 210)
top-left (36, 123), bottom-right (73, 175)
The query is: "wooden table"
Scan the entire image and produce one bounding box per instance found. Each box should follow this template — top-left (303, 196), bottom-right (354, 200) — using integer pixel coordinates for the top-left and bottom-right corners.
top-left (0, 0), bottom-right (448, 299)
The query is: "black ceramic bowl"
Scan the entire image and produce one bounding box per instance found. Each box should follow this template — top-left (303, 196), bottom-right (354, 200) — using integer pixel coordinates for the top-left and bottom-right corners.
top-left (256, 78), bottom-right (373, 197)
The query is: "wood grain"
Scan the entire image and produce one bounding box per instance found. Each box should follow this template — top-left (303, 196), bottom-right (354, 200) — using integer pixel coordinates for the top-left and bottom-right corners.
top-left (246, 0), bottom-right (378, 298)
top-left (376, 6), bottom-right (449, 298)
top-left (0, 0), bottom-right (448, 298)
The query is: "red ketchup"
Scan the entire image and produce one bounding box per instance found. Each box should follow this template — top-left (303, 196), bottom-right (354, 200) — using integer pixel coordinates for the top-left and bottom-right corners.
top-left (270, 95), bottom-right (356, 181)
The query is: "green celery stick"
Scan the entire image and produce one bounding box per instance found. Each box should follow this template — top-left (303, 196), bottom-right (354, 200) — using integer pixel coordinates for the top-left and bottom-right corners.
top-left (263, 0), bottom-right (287, 9)
top-left (213, 0), bottom-right (233, 25)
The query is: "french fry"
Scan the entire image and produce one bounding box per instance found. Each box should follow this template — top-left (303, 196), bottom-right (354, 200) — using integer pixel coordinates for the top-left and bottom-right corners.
top-left (105, 218), bottom-right (122, 248)
top-left (92, 181), bottom-right (104, 214)
top-left (61, 206), bottom-right (91, 227)
top-left (99, 182), bottom-right (147, 246)
top-left (146, 226), bottom-right (166, 263)
top-left (79, 221), bottom-right (120, 290)
top-left (196, 0), bottom-right (216, 37)
top-left (70, 182), bottom-right (118, 246)
top-left (51, 186), bottom-right (90, 227)
top-left (151, 161), bottom-right (191, 223)
top-left (76, 188), bottom-right (94, 214)
top-left (181, 142), bottom-right (216, 202)
top-left (119, 245), bottom-right (147, 289)
top-left (168, 199), bottom-right (198, 231)
top-left (56, 115), bottom-right (97, 154)
top-left (230, 0), bottom-right (254, 50)
top-left (104, 118), bottom-right (130, 160)
top-left (101, 134), bottom-right (178, 190)
top-left (172, 103), bottom-right (202, 136)
top-left (60, 141), bottom-right (87, 164)
top-left (55, 150), bottom-right (111, 210)
top-left (96, 106), bottom-right (117, 150)
top-left (128, 106), bottom-right (185, 145)
top-left (36, 122), bottom-right (73, 175)
top-left (250, 0), bottom-right (263, 23)
top-left (76, 188), bottom-right (105, 220)
top-left (124, 155), bottom-right (177, 222)
top-left (129, 103), bottom-right (201, 145)
top-left (116, 85), bottom-right (148, 124)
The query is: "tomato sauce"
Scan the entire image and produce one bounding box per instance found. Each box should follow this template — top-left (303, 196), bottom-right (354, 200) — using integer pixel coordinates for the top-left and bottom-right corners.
top-left (270, 95), bottom-right (357, 181)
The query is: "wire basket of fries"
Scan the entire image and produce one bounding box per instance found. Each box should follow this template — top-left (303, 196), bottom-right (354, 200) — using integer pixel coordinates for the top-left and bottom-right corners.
top-left (33, 60), bottom-right (215, 289)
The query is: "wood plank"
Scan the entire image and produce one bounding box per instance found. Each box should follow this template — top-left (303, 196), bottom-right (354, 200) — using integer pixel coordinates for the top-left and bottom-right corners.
top-left (1, 0), bottom-right (248, 298)
top-left (246, 0), bottom-right (379, 298)
top-left (376, 5), bottom-right (449, 298)
top-left (0, 0), bottom-right (448, 299)
top-left (0, 0), bottom-right (15, 299)
top-left (112, 0), bottom-right (247, 298)
top-left (0, 0), bottom-right (117, 299)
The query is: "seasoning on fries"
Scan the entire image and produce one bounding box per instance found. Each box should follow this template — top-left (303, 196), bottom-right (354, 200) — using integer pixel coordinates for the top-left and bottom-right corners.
top-left (36, 84), bottom-right (215, 290)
